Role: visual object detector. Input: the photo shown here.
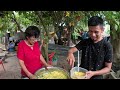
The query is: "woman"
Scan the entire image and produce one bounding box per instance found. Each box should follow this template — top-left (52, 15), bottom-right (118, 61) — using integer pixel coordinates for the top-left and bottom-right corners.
top-left (17, 26), bottom-right (51, 79)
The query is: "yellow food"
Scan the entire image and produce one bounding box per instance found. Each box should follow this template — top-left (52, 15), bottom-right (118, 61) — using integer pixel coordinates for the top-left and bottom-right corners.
top-left (71, 71), bottom-right (86, 79)
top-left (74, 71), bottom-right (85, 76)
top-left (37, 70), bottom-right (68, 79)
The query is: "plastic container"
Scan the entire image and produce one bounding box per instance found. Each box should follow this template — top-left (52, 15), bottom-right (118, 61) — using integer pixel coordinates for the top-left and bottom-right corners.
top-left (70, 67), bottom-right (88, 79)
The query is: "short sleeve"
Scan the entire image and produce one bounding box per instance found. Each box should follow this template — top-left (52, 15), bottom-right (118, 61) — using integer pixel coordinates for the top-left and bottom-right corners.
top-left (104, 42), bottom-right (113, 63)
top-left (75, 40), bottom-right (85, 51)
top-left (17, 41), bottom-right (24, 61)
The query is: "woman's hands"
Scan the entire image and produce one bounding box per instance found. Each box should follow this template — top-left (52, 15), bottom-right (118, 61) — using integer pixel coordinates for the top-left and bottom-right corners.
top-left (28, 74), bottom-right (37, 79)
top-left (46, 64), bottom-right (53, 67)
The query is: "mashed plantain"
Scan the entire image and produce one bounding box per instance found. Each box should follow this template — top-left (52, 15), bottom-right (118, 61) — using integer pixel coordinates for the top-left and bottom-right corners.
top-left (37, 70), bottom-right (68, 79)
top-left (74, 71), bottom-right (85, 76)
top-left (71, 71), bottom-right (86, 79)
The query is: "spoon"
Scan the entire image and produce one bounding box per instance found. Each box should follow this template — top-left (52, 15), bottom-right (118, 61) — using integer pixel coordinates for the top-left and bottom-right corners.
top-left (77, 51), bottom-right (80, 72)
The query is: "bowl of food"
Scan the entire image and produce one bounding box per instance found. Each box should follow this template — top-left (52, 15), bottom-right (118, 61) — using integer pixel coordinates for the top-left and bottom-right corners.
top-left (70, 67), bottom-right (88, 79)
top-left (34, 67), bottom-right (70, 79)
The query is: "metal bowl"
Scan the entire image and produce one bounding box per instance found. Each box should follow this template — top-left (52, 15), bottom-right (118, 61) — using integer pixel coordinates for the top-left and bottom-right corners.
top-left (34, 67), bottom-right (70, 79)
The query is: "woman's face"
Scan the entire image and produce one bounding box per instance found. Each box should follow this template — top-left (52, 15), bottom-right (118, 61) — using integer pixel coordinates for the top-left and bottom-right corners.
top-left (88, 25), bottom-right (104, 42)
top-left (27, 36), bottom-right (37, 45)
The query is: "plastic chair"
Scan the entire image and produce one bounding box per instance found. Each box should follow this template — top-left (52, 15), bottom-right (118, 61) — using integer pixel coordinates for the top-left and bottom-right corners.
top-left (48, 52), bottom-right (55, 65)
top-left (0, 58), bottom-right (6, 71)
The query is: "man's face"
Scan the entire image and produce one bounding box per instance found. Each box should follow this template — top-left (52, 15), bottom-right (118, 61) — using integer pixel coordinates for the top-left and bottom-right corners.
top-left (64, 27), bottom-right (67, 31)
top-left (88, 25), bottom-right (104, 42)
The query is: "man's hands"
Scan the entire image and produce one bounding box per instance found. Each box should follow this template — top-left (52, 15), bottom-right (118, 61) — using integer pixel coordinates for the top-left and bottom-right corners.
top-left (66, 47), bottom-right (78, 68)
top-left (85, 71), bottom-right (95, 79)
top-left (66, 53), bottom-right (75, 68)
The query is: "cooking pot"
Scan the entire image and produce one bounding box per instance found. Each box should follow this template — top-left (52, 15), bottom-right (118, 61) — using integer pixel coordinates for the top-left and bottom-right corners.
top-left (34, 67), bottom-right (70, 79)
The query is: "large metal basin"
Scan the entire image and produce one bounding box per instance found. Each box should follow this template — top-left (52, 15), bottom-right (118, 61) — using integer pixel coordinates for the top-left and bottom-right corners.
top-left (34, 67), bottom-right (70, 79)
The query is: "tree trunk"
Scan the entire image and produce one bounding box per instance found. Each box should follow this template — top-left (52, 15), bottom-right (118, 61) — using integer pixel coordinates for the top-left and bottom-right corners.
top-left (12, 11), bottom-right (23, 33)
top-left (41, 43), bottom-right (48, 62)
top-left (5, 33), bottom-right (10, 50)
top-left (35, 11), bottom-right (49, 62)
top-left (53, 25), bottom-right (58, 44)
top-left (0, 37), bottom-right (2, 43)
top-left (112, 39), bottom-right (120, 63)
top-left (51, 11), bottom-right (64, 45)
top-left (35, 11), bottom-right (49, 36)
top-left (67, 26), bottom-right (74, 46)
top-left (110, 24), bottom-right (120, 63)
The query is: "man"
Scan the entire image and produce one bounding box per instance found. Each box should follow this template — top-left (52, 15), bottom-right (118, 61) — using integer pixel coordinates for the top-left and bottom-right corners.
top-left (67, 16), bottom-right (113, 79)
top-left (62, 26), bottom-right (69, 45)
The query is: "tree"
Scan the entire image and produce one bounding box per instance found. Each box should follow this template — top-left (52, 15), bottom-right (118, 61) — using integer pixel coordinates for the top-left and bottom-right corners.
top-left (1, 11), bottom-right (120, 65)
top-left (103, 11), bottom-right (120, 64)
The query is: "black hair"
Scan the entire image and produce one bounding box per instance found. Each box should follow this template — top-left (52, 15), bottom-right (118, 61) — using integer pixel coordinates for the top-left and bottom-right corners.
top-left (25, 26), bottom-right (40, 39)
top-left (88, 16), bottom-right (104, 26)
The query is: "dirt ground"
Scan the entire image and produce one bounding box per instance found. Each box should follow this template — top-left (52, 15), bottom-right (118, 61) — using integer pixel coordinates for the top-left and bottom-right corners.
top-left (0, 44), bottom-right (80, 79)
top-left (0, 44), bottom-right (118, 79)
top-left (0, 51), bottom-right (76, 79)
top-left (0, 53), bottom-right (21, 79)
